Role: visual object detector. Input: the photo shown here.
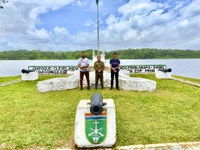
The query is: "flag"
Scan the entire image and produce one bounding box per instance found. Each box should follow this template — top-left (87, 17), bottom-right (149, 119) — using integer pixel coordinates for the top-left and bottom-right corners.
top-left (96, 0), bottom-right (99, 5)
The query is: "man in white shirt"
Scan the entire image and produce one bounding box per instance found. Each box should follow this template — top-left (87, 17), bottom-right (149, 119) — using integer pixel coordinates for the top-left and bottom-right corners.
top-left (77, 52), bottom-right (90, 90)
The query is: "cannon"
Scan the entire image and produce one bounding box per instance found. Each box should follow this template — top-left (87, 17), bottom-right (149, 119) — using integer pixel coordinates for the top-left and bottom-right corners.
top-left (21, 69), bottom-right (36, 74)
top-left (90, 93), bottom-right (106, 115)
top-left (158, 68), bottom-right (172, 73)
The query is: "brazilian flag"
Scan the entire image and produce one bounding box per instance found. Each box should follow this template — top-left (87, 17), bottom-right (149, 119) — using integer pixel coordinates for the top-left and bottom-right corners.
top-left (96, 0), bottom-right (99, 5)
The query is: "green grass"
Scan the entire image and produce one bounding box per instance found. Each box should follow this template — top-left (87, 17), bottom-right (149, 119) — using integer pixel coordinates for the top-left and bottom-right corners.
top-left (0, 74), bottom-right (200, 149)
top-left (0, 76), bottom-right (20, 84)
top-left (173, 75), bottom-right (200, 84)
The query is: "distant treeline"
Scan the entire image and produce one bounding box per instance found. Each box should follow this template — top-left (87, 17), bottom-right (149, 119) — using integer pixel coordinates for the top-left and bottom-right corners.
top-left (0, 49), bottom-right (200, 60)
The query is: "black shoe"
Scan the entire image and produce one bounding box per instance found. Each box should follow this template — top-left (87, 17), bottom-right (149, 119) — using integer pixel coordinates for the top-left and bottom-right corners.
top-left (101, 87), bottom-right (104, 90)
top-left (110, 88), bottom-right (113, 90)
top-left (95, 86), bottom-right (97, 90)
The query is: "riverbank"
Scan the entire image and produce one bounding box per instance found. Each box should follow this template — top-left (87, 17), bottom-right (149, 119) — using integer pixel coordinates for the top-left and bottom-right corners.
top-left (0, 74), bottom-right (200, 149)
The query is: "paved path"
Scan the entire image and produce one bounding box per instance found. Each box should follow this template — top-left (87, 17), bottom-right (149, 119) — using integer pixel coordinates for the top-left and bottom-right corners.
top-left (0, 79), bottom-right (21, 87)
top-left (172, 77), bottom-right (200, 88)
top-left (54, 142), bottom-right (200, 150)
top-left (117, 142), bottom-right (200, 150)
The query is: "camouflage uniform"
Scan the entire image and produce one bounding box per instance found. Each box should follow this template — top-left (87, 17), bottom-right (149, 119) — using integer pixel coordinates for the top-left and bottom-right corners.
top-left (94, 61), bottom-right (105, 89)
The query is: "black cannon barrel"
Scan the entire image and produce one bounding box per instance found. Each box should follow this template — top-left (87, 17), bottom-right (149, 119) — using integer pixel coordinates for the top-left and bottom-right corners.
top-left (90, 93), bottom-right (106, 116)
top-left (21, 69), bottom-right (35, 74)
top-left (159, 68), bottom-right (172, 73)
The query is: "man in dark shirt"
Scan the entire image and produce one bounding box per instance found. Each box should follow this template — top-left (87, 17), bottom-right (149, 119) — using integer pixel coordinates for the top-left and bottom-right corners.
top-left (110, 52), bottom-right (120, 90)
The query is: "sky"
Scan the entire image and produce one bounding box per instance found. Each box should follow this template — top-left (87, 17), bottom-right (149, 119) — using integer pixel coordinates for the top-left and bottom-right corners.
top-left (0, 0), bottom-right (200, 51)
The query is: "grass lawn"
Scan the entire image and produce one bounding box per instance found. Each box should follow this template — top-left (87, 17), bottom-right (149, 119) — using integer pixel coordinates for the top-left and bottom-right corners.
top-left (0, 74), bottom-right (200, 149)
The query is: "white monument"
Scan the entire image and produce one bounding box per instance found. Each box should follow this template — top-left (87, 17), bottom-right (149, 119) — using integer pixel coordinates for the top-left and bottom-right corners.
top-left (74, 96), bottom-right (116, 148)
top-left (21, 70), bottom-right (38, 81)
top-left (37, 49), bottom-right (156, 92)
top-left (37, 69), bottom-right (156, 92)
top-left (155, 69), bottom-right (172, 79)
top-left (92, 49), bottom-right (106, 64)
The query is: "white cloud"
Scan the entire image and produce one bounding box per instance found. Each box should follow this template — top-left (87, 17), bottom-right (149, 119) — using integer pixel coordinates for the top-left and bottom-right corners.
top-left (98, 0), bottom-right (200, 50)
top-left (0, 0), bottom-right (200, 51)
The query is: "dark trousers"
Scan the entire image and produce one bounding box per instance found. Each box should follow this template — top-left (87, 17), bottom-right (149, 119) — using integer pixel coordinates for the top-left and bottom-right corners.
top-left (111, 71), bottom-right (119, 89)
top-left (80, 71), bottom-right (90, 89)
top-left (95, 73), bottom-right (104, 88)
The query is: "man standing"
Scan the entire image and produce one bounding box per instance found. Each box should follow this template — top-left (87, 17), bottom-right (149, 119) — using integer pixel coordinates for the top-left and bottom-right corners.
top-left (110, 52), bottom-right (120, 90)
top-left (78, 52), bottom-right (90, 90)
top-left (94, 55), bottom-right (105, 89)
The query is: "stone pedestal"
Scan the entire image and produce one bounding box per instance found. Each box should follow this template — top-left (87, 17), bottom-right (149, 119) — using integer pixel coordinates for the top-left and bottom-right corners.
top-left (155, 69), bottom-right (172, 79)
top-left (37, 69), bottom-right (156, 92)
top-left (21, 72), bottom-right (38, 81)
top-left (74, 99), bottom-right (116, 148)
top-left (37, 73), bottom-right (79, 92)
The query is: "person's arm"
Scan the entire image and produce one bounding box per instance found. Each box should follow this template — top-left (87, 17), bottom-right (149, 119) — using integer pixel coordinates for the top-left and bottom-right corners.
top-left (81, 59), bottom-right (89, 69)
top-left (117, 64), bottom-right (120, 69)
top-left (110, 61), bottom-right (117, 72)
top-left (102, 62), bottom-right (105, 70)
top-left (94, 62), bottom-right (98, 71)
top-left (82, 64), bottom-right (89, 69)
top-left (114, 65), bottom-right (120, 69)
top-left (77, 59), bottom-right (82, 69)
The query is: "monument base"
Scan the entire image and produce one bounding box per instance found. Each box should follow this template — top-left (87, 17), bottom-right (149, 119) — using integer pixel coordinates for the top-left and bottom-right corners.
top-left (37, 70), bottom-right (156, 92)
top-left (74, 99), bottom-right (116, 148)
top-left (21, 72), bottom-right (39, 81)
top-left (155, 70), bottom-right (172, 79)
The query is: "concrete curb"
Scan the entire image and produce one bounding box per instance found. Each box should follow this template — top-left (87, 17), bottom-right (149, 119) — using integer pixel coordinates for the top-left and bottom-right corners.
top-left (117, 142), bottom-right (200, 150)
top-left (0, 79), bottom-right (21, 87)
top-left (172, 77), bottom-right (200, 88)
top-left (54, 142), bottom-right (200, 150)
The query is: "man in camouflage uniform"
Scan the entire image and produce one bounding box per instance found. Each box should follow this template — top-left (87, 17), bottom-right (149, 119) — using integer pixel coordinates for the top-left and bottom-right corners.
top-left (94, 55), bottom-right (105, 89)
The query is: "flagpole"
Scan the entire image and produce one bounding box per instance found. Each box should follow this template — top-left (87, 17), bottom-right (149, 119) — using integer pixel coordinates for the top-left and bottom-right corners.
top-left (97, 1), bottom-right (100, 55)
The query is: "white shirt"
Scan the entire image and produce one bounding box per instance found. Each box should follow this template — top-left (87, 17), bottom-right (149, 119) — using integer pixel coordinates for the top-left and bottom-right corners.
top-left (78, 58), bottom-right (89, 72)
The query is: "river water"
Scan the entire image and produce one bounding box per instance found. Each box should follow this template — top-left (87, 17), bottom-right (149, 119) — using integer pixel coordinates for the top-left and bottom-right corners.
top-left (0, 59), bottom-right (199, 79)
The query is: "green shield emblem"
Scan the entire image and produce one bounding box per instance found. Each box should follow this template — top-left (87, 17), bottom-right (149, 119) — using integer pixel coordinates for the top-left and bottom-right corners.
top-left (85, 111), bottom-right (107, 144)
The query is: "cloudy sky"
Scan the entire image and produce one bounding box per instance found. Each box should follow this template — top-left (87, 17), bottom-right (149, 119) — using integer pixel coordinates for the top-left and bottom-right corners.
top-left (0, 0), bottom-right (200, 51)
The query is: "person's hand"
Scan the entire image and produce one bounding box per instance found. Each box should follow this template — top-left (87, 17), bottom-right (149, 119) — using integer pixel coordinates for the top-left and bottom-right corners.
top-left (112, 68), bottom-right (117, 73)
top-left (98, 69), bottom-right (101, 72)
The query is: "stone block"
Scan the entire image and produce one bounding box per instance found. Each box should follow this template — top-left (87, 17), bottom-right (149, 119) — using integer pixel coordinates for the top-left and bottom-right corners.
top-left (74, 99), bottom-right (116, 148)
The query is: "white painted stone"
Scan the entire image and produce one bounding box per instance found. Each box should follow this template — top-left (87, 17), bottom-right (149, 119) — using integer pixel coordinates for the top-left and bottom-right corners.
top-left (21, 71), bottom-right (39, 81)
top-left (37, 72), bottom-right (79, 92)
top-left (37, 67), bottom-right (156, 92)
top-left (155, 69), bottom-right (172, 79)
top-left (74, 99), bottom-right (116, 148)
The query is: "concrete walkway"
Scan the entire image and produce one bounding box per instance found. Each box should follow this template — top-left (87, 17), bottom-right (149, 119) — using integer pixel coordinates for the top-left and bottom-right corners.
top-left (117, 142), bottom-right (200, 150)
top-left (0, 79), bottom-right (21, 87)
top-left (54, 142), bottom-right (200, 150)
top-left (172, 77), bottom-right (200, 88)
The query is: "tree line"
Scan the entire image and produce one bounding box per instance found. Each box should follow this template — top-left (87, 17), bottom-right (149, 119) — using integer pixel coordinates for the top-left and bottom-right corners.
top-left (0, 49), bottom-right (200, 60)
